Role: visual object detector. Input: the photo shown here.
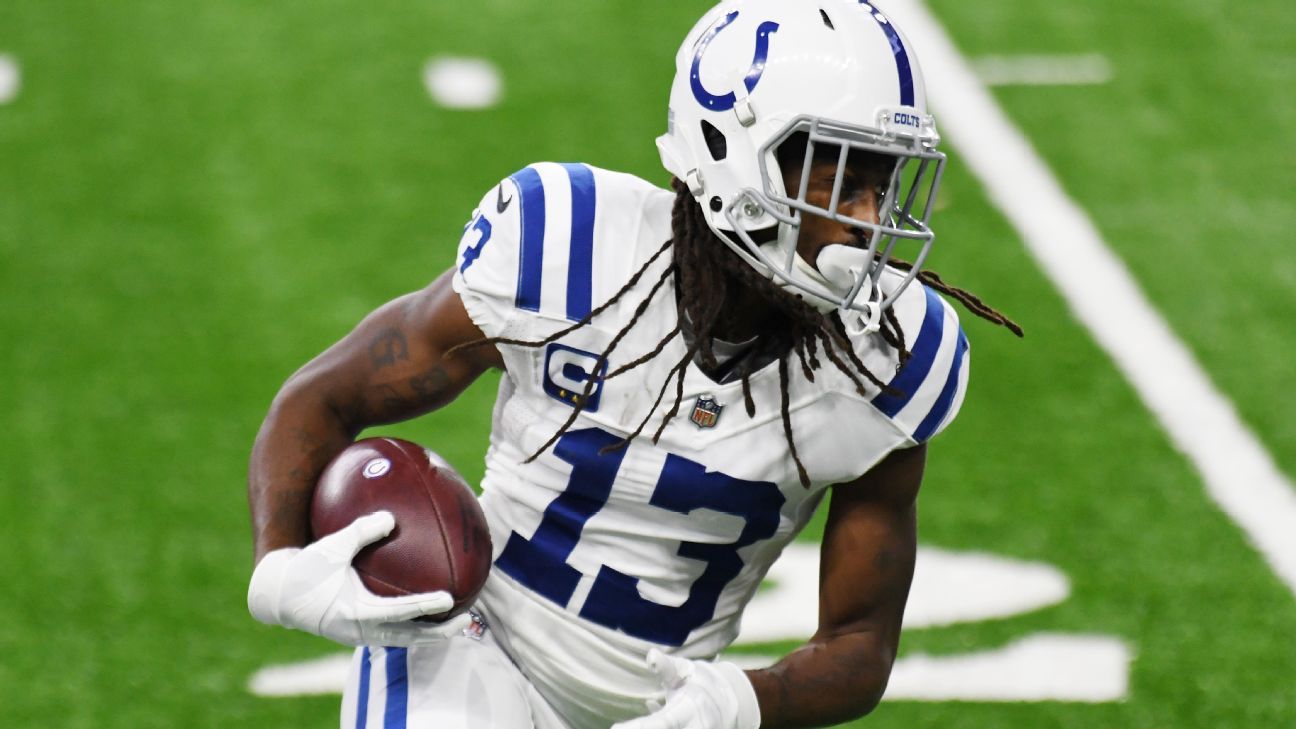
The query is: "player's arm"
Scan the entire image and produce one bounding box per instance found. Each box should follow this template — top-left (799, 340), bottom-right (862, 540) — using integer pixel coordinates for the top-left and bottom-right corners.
top-left (747, 443), bottom-right (925, 727)
top-left (248, 268), bottom-right (502, 564)
top-left (613, 445), bottom-right (924, 729)
top-left (245, 269), bottom-right (501, 645)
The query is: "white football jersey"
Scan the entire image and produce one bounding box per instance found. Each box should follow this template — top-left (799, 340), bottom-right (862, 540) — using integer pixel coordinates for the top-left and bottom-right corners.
top-left (450, 162), bottom-right (969, 727)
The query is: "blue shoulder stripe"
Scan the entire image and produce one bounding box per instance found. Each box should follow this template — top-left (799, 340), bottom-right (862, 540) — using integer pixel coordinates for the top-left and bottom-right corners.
top-left (872, 286), bottom-right (944, 417)
top-left (914, 329), bottom-right (968, 443)
top-left (511, 166), bottom-right (546, 312)
top-left (383, 648), bottom-right (409, 728)
top-left (562, 163), bottom-right (596, 321)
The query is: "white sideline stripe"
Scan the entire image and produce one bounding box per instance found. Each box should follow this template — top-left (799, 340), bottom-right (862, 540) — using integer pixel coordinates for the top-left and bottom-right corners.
top-left (887, 0), bottom-right (1296, 597)
top-left (972, 53), bottom-right (1113, 86)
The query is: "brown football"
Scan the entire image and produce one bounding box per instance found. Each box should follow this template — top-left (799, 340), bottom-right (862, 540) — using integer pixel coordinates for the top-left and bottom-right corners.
top-left (310, 437), bottom-right (492, 620)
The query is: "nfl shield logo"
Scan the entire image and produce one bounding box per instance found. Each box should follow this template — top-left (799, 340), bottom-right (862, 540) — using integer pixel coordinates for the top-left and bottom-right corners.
top-left (690, 395), bottom-right (723, 429)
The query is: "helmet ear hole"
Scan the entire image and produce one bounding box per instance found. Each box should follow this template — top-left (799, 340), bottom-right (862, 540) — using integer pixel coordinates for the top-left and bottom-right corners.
top-left (699, 120), bottom-right (728, 161)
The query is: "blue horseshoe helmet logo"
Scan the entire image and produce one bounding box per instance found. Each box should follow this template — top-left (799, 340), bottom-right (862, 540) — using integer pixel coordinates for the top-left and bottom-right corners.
top-left (690, 12), bottom-right (780, 111)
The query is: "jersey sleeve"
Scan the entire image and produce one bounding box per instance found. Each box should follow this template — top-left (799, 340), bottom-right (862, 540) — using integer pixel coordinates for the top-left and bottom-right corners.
top-left (450, 173), bottom-right (525, 340)
top-left (868, 284), bottom-right (972, 445)
top-left (451, 162), bottom-right (606, 340)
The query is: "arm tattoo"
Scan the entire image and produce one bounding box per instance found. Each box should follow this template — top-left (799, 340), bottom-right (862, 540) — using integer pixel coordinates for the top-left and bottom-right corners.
top-left (363, 365), bottom-right (454, 422)
top-left (409, 364), bottom-right (451, 399)
top-left (292, 427), bottom-right (335, 471)
top-left (369, 327), bottom-right (410, 370)
top-left (374, 384), bottom-right (416, 415)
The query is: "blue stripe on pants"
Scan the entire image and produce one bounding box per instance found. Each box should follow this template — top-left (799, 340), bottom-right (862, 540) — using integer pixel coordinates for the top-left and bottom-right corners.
top-left (384, 648), bottom-right (409, 729)
top-left (355, 647), bottom-right (371, 729)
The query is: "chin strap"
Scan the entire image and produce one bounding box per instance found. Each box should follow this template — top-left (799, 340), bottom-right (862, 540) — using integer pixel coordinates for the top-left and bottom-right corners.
top-left (813, 245), bottom-right (872, 299)
top-left (842, 300), bottom-right (883, 335)
top-left (786, 254), bottom-right (841, 314)
top-left (782, 245), bottom-right (885, 334)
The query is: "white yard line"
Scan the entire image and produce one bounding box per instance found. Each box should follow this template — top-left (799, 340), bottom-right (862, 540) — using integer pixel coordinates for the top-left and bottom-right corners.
top-left (882, 633), bottom-right (1131, 702)
top-left (729, 633), bottom-right (1131, 702)
top-left (0, 54), bottom-right (19, 105)
top-left (249, 653), bottom-right (353, 697)
top-left (886, 0), bottom-right (1296, 598)
top-left (423, 56), bottom-right (502, 109)
top-left (738, 544), bottom-right (1071, 644)
top-left (972, 53), bottom-right (1112, 86)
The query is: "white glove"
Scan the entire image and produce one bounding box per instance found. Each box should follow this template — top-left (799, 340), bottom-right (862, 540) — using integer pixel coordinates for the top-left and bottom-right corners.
top-left (611, 649), bottom-right (761, 729)
top-left (248, 510), bottom-right (472, 647)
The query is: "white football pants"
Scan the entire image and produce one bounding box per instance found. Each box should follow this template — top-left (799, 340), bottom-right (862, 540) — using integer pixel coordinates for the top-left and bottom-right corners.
top-left (340, 618), bottom-right (568, 729)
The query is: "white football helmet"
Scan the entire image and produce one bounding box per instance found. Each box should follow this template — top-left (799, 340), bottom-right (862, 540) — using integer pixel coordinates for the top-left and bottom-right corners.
top-left (657, 0), bottom-right (945, 329)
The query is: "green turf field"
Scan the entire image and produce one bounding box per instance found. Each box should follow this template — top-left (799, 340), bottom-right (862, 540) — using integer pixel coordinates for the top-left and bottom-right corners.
top-left (2, 0), bottom-right (1293, 726)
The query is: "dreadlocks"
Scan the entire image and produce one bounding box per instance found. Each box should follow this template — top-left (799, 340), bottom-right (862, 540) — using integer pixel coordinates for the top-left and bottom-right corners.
top-left (451, 179), bottom-right (1021, 488)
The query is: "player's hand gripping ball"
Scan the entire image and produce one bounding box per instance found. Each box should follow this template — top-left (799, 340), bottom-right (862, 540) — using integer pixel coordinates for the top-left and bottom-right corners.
top-left (310, 437), bottom-right (492, 620)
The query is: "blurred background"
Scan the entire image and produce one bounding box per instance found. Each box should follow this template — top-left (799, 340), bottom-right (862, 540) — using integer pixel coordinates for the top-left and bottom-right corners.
top-left (1, 0), bottom-right (1293, 726)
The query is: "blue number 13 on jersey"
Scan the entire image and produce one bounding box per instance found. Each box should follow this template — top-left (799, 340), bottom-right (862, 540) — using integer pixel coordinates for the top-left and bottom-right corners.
top-left (494, 428), bottom-right (786, 646)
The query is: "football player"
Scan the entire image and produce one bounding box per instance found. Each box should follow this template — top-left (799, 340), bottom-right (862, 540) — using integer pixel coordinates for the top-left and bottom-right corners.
top-left (246, 0), bottom-right (1020, 727)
